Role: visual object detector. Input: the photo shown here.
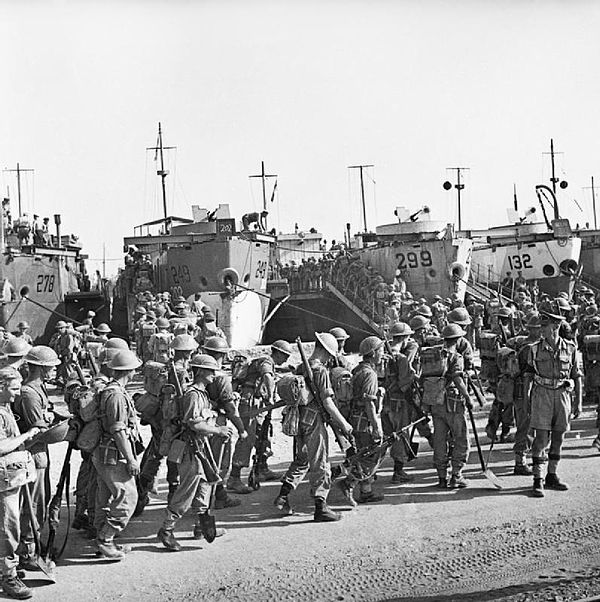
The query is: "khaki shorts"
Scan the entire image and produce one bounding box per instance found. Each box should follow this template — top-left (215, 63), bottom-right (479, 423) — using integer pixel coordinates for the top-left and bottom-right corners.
top-left (530, 385), bottom-right (571, 432)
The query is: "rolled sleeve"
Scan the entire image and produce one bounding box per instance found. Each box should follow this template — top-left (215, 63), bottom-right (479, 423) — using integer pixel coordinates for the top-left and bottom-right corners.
top-left (102, 389), bottom-right (129, 434)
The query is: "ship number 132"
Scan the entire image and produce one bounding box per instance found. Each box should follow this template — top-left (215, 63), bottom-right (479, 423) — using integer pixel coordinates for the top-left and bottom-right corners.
top-left (507, 254), bottom-right (532, 270)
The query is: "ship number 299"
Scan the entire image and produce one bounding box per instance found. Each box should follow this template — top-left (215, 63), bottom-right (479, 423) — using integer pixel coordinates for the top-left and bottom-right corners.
top-left (36, 274), bottom-right (55, 293)
top-left (395, 250), bottom-right (433, 270)
top-left (507, 254), bottom-right (532, 270)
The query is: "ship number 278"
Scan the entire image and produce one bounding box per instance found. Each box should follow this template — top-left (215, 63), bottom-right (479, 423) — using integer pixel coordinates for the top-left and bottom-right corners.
top-left (507, 254), bottom-right (532, 270)
top-left (36, 274), bottom-right (55, 293)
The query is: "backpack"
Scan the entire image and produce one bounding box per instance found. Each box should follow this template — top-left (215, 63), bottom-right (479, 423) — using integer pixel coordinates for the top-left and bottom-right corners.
top-left (153, 332), bottom-right (171, 353)
top-left (232, 356), bottom-right (273, 393)
top-left (276, 374), bottom-right (310, 407)
top-left (330, 367), bottom-right (353, 403)
top-left (584, 335), bottom-right (600, 361)
top-left (144, 361), bottom-right (168, 396)
top-left (496, 347), bottom-right (520, 378)
top-left (75, 381), bottom-right (116, 453)
top-left (420, 345), bottom-right (449, 378)
top-left (479, 332), bottom-right (499, 359)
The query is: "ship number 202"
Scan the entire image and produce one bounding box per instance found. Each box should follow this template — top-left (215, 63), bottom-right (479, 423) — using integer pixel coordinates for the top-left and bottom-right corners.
top-left (36, 274), bottom-right (55, 293)
top-left (396, 250), bottom-right (433, 270)
top-left (507, 254), bottom-right (532, 270)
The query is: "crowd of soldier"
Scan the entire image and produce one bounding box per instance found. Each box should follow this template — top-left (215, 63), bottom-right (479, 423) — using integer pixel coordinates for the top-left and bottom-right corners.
top-left (0, 280), bottom-right (598, 598)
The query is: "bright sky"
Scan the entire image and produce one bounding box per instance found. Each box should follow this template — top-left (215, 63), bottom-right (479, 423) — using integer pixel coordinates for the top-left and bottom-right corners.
top-left (2, 0), bottom-right (600, 276)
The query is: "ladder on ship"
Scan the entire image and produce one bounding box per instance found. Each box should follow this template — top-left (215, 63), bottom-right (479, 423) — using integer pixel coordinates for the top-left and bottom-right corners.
top-left (324, 281), bottom-right (383, 336)
top-left (466, 261), bottom-right (513, 304)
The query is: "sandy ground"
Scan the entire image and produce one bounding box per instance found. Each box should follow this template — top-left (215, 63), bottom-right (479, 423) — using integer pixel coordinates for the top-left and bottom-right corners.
top-left (15, 376), bottom-right (600, 602)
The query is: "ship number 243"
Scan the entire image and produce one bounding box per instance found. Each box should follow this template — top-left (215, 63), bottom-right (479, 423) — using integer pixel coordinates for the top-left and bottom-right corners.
top-left (507, 254), bottom-right (532, 270)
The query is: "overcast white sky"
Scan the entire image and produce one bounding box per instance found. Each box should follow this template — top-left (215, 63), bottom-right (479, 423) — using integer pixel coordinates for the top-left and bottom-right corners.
top-left (2, 0), bottom-right (600, 276)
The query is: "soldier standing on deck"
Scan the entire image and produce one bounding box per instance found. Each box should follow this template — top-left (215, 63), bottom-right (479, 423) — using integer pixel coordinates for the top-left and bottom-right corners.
top-left (274, 332), bottom-right (353, 521)
top-left (524, 311), bottom-right (582, 497)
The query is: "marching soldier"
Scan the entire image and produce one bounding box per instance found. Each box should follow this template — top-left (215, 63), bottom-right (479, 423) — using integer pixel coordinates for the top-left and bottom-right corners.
top-left (328, 327), bottom-right (353, 371)
top-left (274, 332), bottom-right (353, 521)
top-left (147, 317), bottom-right (174, 364)
top-left (93, 349), bottom-right (143, 560)
top-left (524, 311), bottom-right (582, 497)
top-left (157, 354), bottom-right (232, 551)
top-left (422, 324), bottom-right (473, 489)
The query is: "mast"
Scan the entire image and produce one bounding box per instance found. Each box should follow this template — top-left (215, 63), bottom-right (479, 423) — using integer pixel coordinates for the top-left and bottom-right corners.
top-left (147, 123), bottom-right (176, 234)
top-left (348, 164), bottom-right (374, 232)
top-left (543, 139), bottom-right (567, 220)
top-left (249, 161), bottom-right (277, 227)
top-left (443, 167), bottom-right (469, 230)
top-left (3, 163), bottom-right (34, 218)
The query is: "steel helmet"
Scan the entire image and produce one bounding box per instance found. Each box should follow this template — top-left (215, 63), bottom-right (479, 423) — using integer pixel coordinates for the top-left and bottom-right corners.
top-left (271, 339), bottom-right (293, 356)
top-left (415, 304), bottom-right (433, 318)
top-left (442, 324), bottom-right (466, 339)
top-left (17, 321), bottom-right (29, 329)
top-left (202, 336), bottom-right (230, 354)
top-left (189, 353), bottom-right (219, 371)
top-left (418, 297), bottom-right (428, 305)
top-left (25, 345), bottom-right (61, 366)
top-left (55, 321), bottom-right (67, 329)
top-left (155, 317), bottom-right (171, 329)
top-left (329, 327), bottom-right (349, 341)
top-left (434, 295), bottom-right (443, 302)
top-left (585, 305), bottom-right (598, 317)
top-left (104, 338), bottom-right (129, 350)
top-left (358, 336), bottom-right (384, 357)
top-left (557, 291), bottom-right (569, 300)
top-left (526, 314), bottom-right (542, 328)
top-left (101, 348), bottom-right (120, 365)
top-left (554, 297), bottom-right (571, 311)
top-left (170, 334), bottom-right (198, 351)
top-left (314, 332), bottom-right (339, 357)
top-left (175, 301), bottom-right (187, 310)
top-left (409, 315), bottom-right (430, 331)
top-left (4, 338), bottom-right (32, 357)
top-left (447, 307), bottom-right (472, 326)
top-left (95, 323), bottom-right (111, 334)
top-left (390, 322), bottom-right (414, 337)
top-left (494, 307), bottom-right (512, 318)
top-left (135, 306), bottom-right (147, 315)
top-left (146, 310), bottom-right (157, 320)
top-left (107, 350), bottom-right (142, 371)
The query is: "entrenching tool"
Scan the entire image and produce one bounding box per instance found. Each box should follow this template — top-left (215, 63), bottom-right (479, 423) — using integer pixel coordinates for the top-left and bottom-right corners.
top-left (22, 483), bottom-right (56, 582)
top-left (466, 403), bottom-right (503, 490)
top-left (203, 442), bottom-right (226, 543)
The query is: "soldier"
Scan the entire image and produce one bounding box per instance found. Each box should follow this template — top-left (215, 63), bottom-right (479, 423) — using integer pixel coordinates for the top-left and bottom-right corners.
top-left (13, 322), bottom-right (32, 346)
top-left (13, 346), bottom-right (61, 570)
top-left (389, 322), bottom-right (419, 368)
top-left (466, 297), bottom-right (485, 349)
top-left (202, 336), bottom-right (246, 509)
top-left (328, 327), bottom-right (353, 371)
top-left (157, 354), bottom-right (233, 551)
top-left (510, 314), bottom-right (542, 475)
top-left (274, 332), bottom-right (353, 521)
top-left (147, 317), bottom-right (173, 364)
top-left (524, 311), bottom-right (582, 497)
top-left (422, 324), bottom-right (473, 489)
top-left (0, 339), bottom-right (31, 379)
top-left (0, 367), bottom-right (40, 600)
top-left (228, 349), bottom-right (278, 493)
top-left (93, 349), bottom-right (143, 559)
top-left (409, 315), bottom-right (433, 347)
top-left (431, 295), bottom-right (448, 332)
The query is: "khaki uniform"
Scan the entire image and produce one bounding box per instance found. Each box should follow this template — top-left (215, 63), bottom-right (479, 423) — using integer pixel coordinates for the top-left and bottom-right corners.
top-left (526, 337), bottom-right (581, 478)
top-left (281, 360), bottom-right (333, 500)
top-left (92, 381), bottom-right (140, 542)
top-left (14, 381), bottom-right (53, 561)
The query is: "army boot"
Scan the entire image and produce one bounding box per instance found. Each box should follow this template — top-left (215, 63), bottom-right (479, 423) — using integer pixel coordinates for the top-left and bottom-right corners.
top-left (357, 487), bottom-right (385, 504)
top-left (96, 538), bottom-right (129, 560)
top-left (1, 575), bottom-right (32, 600)
top-left (227, 466), bottom-right (253, 494)
top-left (313, 497), bottom-right (341, 522)
top-left (157, 527), bottom-right (182, 552)
top-left (274, 482), bottom-right (294, 515)
top-left (513, 454), bottom-right (533, 476)
top-left (532, 477), bottom-right (545, 498)
top-left (72, 505), bottom-right (90, 530)
top-left (337, 477), bottom-right (357, 507)
top-left (391, 461), bottom-right (413, 484)
top-left (214, 484), bottom-right (241, 509)
top-left (448, 473), bottom-right (468, 489)
top-left (545, 473), bottom-right (569, 491)
top-left (257, 459), bottom-right (279, 481)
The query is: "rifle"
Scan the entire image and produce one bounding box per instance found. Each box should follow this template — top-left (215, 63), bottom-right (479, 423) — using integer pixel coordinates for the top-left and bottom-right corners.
top-left (295, 338), bottom-right (348, 451)
top-left (88, 348), bottom-right (100, 377)
top-left (248, 409), bottom-right (274, 491)
top-left (336, 417), bottom-right (426, 482)
top-left (466, 374), bottom-right (486, 408)
top-left (45, 358), bottom-right (90, 564)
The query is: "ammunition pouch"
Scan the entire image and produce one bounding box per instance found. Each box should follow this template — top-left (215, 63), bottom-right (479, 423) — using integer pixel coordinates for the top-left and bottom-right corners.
top-left (0, 451), bottom-right (36, 493)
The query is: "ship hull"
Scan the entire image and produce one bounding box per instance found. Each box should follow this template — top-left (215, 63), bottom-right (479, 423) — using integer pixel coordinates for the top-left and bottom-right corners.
top-left (471, 237), bottom-right (581, 296)
top-left (357, 238), bottom-right (473, 301)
